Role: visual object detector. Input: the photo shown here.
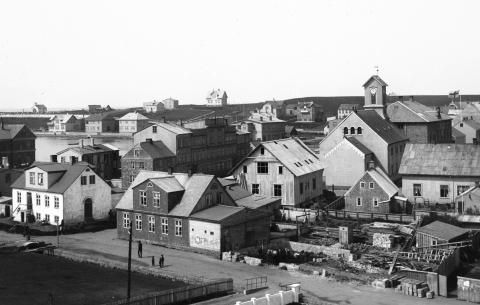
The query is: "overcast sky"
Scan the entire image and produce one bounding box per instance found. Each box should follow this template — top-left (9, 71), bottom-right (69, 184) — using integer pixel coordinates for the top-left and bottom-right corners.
top-left (0, 0), bottom-right (479, 110)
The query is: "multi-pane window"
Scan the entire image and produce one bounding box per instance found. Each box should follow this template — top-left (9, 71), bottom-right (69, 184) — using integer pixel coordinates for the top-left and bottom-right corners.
top-left (17, 191), bottom-right (21, 203)
top-left (129, 175), bottom-right (135, 183)
top-left (161, 218), bottom-right (168, 234)
top-left (36, 194), bottom-right (41, 206)
top-left (413, 184), bottom-right (422, 197)
top-left (360, 181), bottom-right (365, 188)
top-left (252, 184), bottom-right (260, 194)
top-left (123, 213), bottom-right (130, 228)
top-left (135, 214), bottom-right (142, 230)
top-left (45, 214), bottom-right (50, 222)
top-left (139, 191), bottom-right (147, 206)
top-left (148, 216), bottom-right (155, 232)
top-left (440, 185), bottom-right (449, 198)
top-left (175, 219), bottom-right (182, 236)
top-left (134, 149), bottom-right (140, 157)
top-left (273, 184), bottom-right (282, 197)
top-left (54, 216), bottom-right (59, 224)
top-left (457, 185), bottom-right (470, 195)
top-left (372, 198), bottom-right (379, 207)
top-left (81, 176), bottom-right (87, 185)
top-left (153, 192), bottom-right (160, 207)
top-left (138, 162), bottom-right (145, 169)
top-left (45, 195), bottom-right (50, 207)
top-left (152, 126), bottom-right (157, 133)
top-left (369, 182), bottom-right (374, 189)
top-left (38, 173), bottom-right (44, 186)
top-left (278, 166), bottom-right (283, 175)
top-left (356, 197), bottom-right (362, 206)
top-left (54, 196), bottom-right (59, 208)
top-left (29, 172), bottom-right (35, 185)
top-left (36, 213), bottom-right (41, 220)
top-left (257, 162), bottom-right (268, 174)
top-left (89, 175), bottom-right (95, 184)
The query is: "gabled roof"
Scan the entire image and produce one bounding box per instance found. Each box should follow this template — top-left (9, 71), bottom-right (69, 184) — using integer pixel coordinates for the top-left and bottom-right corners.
top-left (143, 100), bottom-right (164, 107)
top-left (139, 122), bottom-right (192, 135)
top-left (0, 124), bottom-right (30, 140)
top-left (363, 75), bottom-right (388, 87)
top-left (344, 137), bottom-right (374, 155)
top-left (85, 112), bottom-right (118, 122)
top-left (345, 167), bottom-right (398, 198)
top-left (234, 138), bottom-right (323, 177)
top-left (456, 120), bottom-right (480, 130)
top-left (56, 143), bottom-right (116, 156)
top-left (399, 143), bottom-right (480, 177)
top-left (235, 194), bottom-right (281, 210)
top-left (118, 112), bottom-right (149, 121)
top-left (137, 141), bottom-right (175, 159)
top-left (189, 205), bottom-right (244, 222)
top-left (355, 110), bottom-right (408, 144)
top-left (387, 100), bottom-right (451, 123)
top-left (10, 162), bottom-right (96, 194)
top-left (147, 177), bottom-right (184, 193)
top-left (417, 221), bottom-right (468, 241)
top-left (452, 127), bottom-right (466, 138)
top-left (207, 89), bottom-right (227, 99)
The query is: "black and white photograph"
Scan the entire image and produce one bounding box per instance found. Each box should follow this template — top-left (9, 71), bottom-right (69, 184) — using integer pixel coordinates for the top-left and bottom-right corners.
top-left (1, 1), bottom-right (480, 304)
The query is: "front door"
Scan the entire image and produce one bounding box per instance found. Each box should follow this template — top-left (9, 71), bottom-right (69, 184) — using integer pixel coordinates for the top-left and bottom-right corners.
top-left (84, 198), bottom-right (93, 220)
top-left (20, 212), bottom-right (25, 223)
top-left (26, 192), bottom-right (32, 210)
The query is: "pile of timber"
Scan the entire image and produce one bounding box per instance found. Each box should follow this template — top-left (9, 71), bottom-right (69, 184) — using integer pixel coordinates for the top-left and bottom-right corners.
top-left (394, 277), bottom-right (434, 299)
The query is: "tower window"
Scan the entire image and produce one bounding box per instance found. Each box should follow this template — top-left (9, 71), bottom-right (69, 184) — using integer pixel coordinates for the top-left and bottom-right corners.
top-left (343, 127), bottom-right (348, 135)
top-left (350, 127), bottom-right (355, 134)
top-left (357, 127), bottom-right (362, 134)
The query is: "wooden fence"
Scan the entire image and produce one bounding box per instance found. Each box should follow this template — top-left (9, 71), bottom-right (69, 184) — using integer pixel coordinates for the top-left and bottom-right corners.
top-left (326, 210), bottom-right (414, 224)
top-left (99, 278), bottom-right (233, 305)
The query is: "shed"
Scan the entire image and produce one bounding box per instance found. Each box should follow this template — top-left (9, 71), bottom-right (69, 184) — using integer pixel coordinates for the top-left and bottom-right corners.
top-left (416, 221), bottom-right (469, 248)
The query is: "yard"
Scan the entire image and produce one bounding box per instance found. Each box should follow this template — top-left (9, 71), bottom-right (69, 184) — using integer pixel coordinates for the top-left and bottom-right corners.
top-left (0, 252), bottom-right (186, 305)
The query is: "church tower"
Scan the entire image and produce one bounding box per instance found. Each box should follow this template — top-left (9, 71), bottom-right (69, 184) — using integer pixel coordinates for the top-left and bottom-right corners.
top-left (363, 75), bottom-right (388, 119)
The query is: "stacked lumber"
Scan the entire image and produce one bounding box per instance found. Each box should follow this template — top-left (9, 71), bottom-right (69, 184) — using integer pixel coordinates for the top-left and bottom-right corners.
top-left (394, 278), bottom-right (434, 298)
top-left (373, 233), bottom-right (394, 249)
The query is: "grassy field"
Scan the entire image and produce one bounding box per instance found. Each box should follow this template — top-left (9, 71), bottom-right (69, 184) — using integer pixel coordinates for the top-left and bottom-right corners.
top-left (0, 252), bottom-right (186, 305)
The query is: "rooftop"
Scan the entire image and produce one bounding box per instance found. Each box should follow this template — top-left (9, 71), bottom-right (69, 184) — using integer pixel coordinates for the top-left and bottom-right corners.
top-left (399, 143), bottom-right (480, 177)
top-left (189, 205), bottom-right (244, 222)
top-left (417, 221), bottom-right (468, 242)
top-left (118, 112), bottom-right (150, 121)
top-left (355, 110), bottom-right (408, 144)
top-left (387, 100), bottom-right (451, 123)
top-left (56, 143), bottom-right (117, 156)
top-left (0, 124), bottom-right (30, 140)
top-left (363, 75), bottom-right (388, 87)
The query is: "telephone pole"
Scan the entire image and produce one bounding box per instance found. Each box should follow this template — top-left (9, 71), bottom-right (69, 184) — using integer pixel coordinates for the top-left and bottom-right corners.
top-left (127, 224), bottom-right (132, 299)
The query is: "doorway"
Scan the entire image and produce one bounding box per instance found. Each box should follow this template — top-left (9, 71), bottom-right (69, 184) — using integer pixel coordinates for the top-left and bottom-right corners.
top-left (84, 198), bottom-right (93, 220)
top-left (5, 205), bottom-right (10, 217)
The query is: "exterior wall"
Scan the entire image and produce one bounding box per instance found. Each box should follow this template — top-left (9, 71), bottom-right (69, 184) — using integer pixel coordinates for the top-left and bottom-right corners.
top-left (119, 120), bottom-right (150, 133)
top-left (0, 169), bottom-right (22, 197)
top-left (85, 119), bottom-right (118, 133)
top-left (12, 189), bottom-right (64, 224)
top-left (0, 127), bottom-right (36, 169)
top-left (395, 121), bottom-right (452, 144)
top-left (57, 150), bottom-right (120, 180)
top-left (345, 173), bottom-right (392, 213)
top-left (454, 122), bottom-right (480, 144)
top-left (189, 220), bottom-right (221, 252)
top-left (323, 140), bottom-right (372, 188)
top-left (250, 121), bottom-right (285, 141)
top-left (134, 125), bottom-right (179, 152)
top-left (402, 175), bottom-right (478, 205)
top-left (163, 99), bottom-right (178, 109)
top-left (63, 168), bottom-right (111, 224)
top-left (231, 147), bottom-right (323, 206)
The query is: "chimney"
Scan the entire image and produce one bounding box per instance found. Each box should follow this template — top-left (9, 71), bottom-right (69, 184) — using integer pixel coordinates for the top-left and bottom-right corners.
top-left (368, 160), bottom-right (375, 170)
top-left (168, 167), bottom-right (173, 175)
top-left (90, 137), bottom-right (94, 146)
top-left (0, 117), bottom-right (3, 129)
top-left (1, 157), bottom-right (9, 168)
top-left (188, 168), bottom-right (194, 177)
top-left (476, 181), bottom-right (480, 188)
top-left (50, 155), bottom-right (57, 163)
top-left (146, 138), bottom-right (153, 144)
top-left (436, 107), bottom-right (441, 119)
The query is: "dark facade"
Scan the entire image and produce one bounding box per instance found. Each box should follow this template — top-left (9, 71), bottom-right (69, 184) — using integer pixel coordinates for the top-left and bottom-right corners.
top-left (85, 112), bottom-right (119, 133)
top-left (0, 124), bottom-right (36, 169)
top-left (395, 121), bottom-right (452, 144)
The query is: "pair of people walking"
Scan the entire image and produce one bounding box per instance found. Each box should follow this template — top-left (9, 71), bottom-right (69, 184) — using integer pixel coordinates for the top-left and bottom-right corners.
top-left (138, 241), bottom-right (164, 268)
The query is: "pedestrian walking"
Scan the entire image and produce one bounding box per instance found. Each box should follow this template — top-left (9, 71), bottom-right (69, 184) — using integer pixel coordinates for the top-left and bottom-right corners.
top-left (159, 254), bottom-right (164, 267)
top-left (137, 241), bottom-right (142, 258)
top-left (151, 256), bottom-right (155, 266)
top-left (26, 226), bottom-right (31, 241)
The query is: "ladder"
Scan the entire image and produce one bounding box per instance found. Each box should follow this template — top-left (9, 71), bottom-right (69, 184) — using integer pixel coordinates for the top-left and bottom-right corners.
top-left (388, 216), bottom-right (423, 275)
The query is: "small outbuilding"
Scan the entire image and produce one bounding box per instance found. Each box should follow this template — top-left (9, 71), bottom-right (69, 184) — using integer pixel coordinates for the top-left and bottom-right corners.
top-left (416, 220), bottom-right (469, 248)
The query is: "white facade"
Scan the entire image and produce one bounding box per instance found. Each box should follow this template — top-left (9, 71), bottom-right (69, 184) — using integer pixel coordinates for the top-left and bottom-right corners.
top-left (12, 165), bottom-right (111, 225)
top-left (189, 220), bottom-right (221, 251)
top-left (143, 101), bottom-right (165, 113)
top-left (206, 89), bottom-right (227, 107)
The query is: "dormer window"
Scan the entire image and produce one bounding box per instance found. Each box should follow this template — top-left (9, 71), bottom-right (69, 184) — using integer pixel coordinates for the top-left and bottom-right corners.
top-left (29, 172), bottom-right (35, 185)
top-left (38, 173), bottom-right (44, 186)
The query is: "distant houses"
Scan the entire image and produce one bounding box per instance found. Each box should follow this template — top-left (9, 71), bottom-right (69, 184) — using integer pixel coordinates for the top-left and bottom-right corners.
top-left (337, 104), bottom-right (359, 119)
top-left (206, 89), bottom-right (228, 107)
top-left (237, 112), bottom-right (286, 142)
top-left (11, 162), bottom-right (111, 225)
top-left (399, 143), bottom-right (480, 206)
top-left (85, 112), bottom-right (119, 133)
top-left (115, 170), bottom-right (271, 256)
top-left (0, 123), bottom-right (36, 169)
top-left (32, 103), bottom-right (47, 114)
top-left (229, 138), bottom-right (324, 206)
top-left (118, 112), bottom-right (150, 134)
top-left (48, 114), bottom-right (85, 133)
top-left (143, 100), bottom-right (165, 113)
top-left (163, 98), bottom-right (179, 110)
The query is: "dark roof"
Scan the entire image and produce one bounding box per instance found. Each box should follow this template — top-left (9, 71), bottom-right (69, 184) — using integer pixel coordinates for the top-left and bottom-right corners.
top-left (355, 110), bottom-right (408, 144)
top-left (85, 112), bottom-right (118, 122)
top-left (10, 162), bottom-right (95, 194)
top-left (452, 127), bottom-right (466, 138)
top-left (338, 104), bottom-right (359, 110)
top-left (363, 75), bottom-right (388, 87)
top-left (140, 141), bottom-right (175, 159)
top-left (235, 195), bottom-right (281, 210)
top-left (0, 124), bottom-right (28, 140)
top-left (399, 143), bottom-right (480, 177)
top-left (345, 137), bottom-right (373, 155)
top-left (189, 205), bottom-right (244, 223)
top-left (387, 100), bottom-right (451, 123)
top-left (56, 144), bottom-right (116, 155)
top-left (417, 221), bottom-right (468, 241)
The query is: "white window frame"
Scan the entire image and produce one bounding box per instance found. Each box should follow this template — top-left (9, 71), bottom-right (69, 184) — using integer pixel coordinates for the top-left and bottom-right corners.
top-left (139, 190), bottom-right (147, 206)
top-left (175, 219), bottom-right (182, 236)
top-left (45, 195), bottom-right (50, 207)
top-left (360, 181), bottom-right (365, 188)
top-left (135, 214), bottom-right (142, 231)
top-left (252, 184), bottom-right (260, 194)
top-left (37, 173), bottom-right (44, 186)
top-left (36, 194), bottom-right (41, 206)
top-left (153, 192), bottom-right (160, 207)
top-left (440, 185), bottom-right (449, 198)
top-left (123, 213), bottom-right (130, 228)
top-left (54, 196), bottom-right (59, 208)
top-left (148, 215), bottom-right (155, 233)
top-left (161, 218), bottom-right (168, 235)
top-left (36, 213), bottom-right (41, 220)
top-left (369, 182), bottom-right (374, 189)
top-left (54, 216), bottom-right (59, 224)
top-left (17, 191), bottom-right (21, 203)
top-left (29, 172), bottom-right (35, 185)
top-left (273, 184), bottom-right (282, 197)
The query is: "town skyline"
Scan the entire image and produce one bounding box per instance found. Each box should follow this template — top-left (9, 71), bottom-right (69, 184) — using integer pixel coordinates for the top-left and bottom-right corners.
top-left (1, 0), bottom-right (480, 110)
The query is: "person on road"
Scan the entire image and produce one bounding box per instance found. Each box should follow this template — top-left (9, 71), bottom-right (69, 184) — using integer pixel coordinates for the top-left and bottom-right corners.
top-left (137, 241), bottom-right (142, 258)
top-left (159, 254), bottom-right (164, 268)
top-left (151, 256), bottom-right (155, 266)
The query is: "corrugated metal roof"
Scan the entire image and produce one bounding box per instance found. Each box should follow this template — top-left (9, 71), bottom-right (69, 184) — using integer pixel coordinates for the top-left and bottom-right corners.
top-left (387, 100), bottom-right (451, 123)
top-left (11, 162), bottom-right (96, 194)
top-left (189, 205), bottom-right (244, 222)
top-left (355, 110), bottom-right (408, 144)
top-left (260, 138), bottom-right (324, 176)
top-left (417, 221), bottom-right (468, 241)
top-left (399, 143), bottom-right (480, 177)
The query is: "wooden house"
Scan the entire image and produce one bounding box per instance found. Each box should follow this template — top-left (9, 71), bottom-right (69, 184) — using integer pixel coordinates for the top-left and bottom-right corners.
top-left (416, 221), bottom-right (469, 248)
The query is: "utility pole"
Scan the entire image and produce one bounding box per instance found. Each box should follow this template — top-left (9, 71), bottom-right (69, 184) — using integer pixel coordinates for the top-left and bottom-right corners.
top-left (56, 221), bottom-right (59, 247)
top-left (127, 223), bottom-right (132, 300)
